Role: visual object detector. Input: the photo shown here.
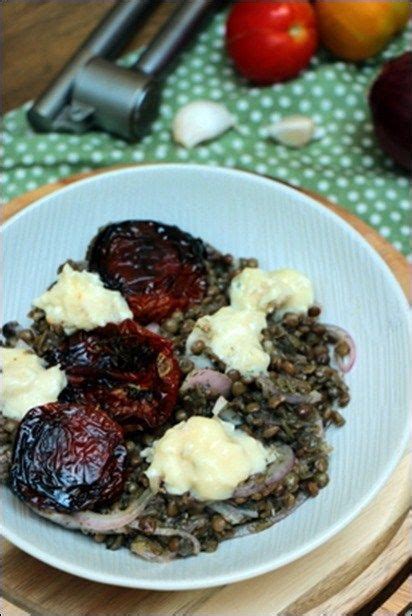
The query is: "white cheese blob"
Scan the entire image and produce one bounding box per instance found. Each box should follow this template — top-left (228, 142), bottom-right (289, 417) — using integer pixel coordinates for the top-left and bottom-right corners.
top-left (33, 264), bottom-right (133, 334)
top-left (270, 269), bottom-right (315, 317)
top-left (230, 267), bottom-right (289, 312)
top-left (143, 416), bottom-right (269, 501)
top-left (230, 267), bottom-right (314, 315)
top-left (0, 348), bottom-right (67, 420)
top-left (187, 306), bottom-right (269, 377)
top-left (187, 267), bottom-right (314, 377)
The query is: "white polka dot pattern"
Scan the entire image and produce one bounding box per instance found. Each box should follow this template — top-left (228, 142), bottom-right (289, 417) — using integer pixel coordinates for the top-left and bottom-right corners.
top-left (2, 13), bottom-right (410, 256)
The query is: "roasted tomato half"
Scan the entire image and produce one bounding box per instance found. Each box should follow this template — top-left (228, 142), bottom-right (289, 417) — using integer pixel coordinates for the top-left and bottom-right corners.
top-left (9, 403), bottom-right (127, 513)
top-left (47, 320), bottom-right (181, 432)
top-left (87, 220), bottom-right (207, 324)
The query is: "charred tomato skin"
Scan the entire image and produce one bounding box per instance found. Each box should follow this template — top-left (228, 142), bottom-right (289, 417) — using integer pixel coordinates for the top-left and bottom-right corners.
top-left (47, 320), bottom-right (181, 432)
top-left (9, 403), bottom-right (127, 513)
top-left (87, 220), bottom-right (207, 323)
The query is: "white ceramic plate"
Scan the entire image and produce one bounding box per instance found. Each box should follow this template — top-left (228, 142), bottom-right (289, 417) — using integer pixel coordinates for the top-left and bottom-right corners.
top-left (1, 164), bottom-right (410, 590)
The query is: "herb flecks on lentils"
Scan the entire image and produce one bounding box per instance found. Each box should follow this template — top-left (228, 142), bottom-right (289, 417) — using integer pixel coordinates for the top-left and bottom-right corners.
top-left (1, 241), bottom-right (351, 561)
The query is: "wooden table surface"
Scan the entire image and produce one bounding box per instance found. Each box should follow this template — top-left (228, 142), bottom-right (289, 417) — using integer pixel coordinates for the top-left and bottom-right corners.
top-left (2, 2), bottom-right (411, 614)
top-left (2, 0), bottom-right (176, 112)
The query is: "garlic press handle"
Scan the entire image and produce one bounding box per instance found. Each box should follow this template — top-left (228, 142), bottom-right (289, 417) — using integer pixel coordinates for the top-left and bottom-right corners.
top-left (28, 0), bottom-right (156, 132)
top-left (135, 0), bottom-right (215, 77)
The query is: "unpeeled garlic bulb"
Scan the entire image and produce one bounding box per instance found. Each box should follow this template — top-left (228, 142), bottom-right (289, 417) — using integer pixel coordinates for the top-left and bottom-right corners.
top-left (266, 115), bottom-right (315, 148)
top-left (172, 100), bottom-right (235, 148)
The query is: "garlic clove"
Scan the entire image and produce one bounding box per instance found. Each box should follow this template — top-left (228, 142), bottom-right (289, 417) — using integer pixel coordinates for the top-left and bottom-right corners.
top-left (266, 115), bottom-right (315, 148)
top-left (172, 100), bottom-right (235, 148)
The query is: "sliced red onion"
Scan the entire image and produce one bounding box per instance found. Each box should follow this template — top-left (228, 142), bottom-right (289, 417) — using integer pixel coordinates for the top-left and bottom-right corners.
top-left (231, 492), bottom-right (307, 539)
top-left (207, 502), bottom-right (258, 524)
top-left (181, 368), bottom-right (232, 397)
top-left (30, 507), bottom-right (83, 531)
top-left (29, 489), bottom-right (154, 534)
top-left (232, 443), bottom-right (295, 499)
top-left (256, 376), bottom-right (319, 406)
top-left (325, 324), bottom-right (357, 374)
top-left (73, 488), bottom-right (154, 533)
top-left (153, 527), bottom-right (201, 555)
top-left (129, 522), bottom-right (201, 555)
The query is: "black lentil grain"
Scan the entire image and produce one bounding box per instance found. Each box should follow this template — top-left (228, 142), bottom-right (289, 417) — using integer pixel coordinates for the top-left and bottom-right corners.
top-left (331, 410), bottom-right (346, 426)
top-left (227, 369), bottom-right (241, 382)
top-left (246, 402), bottom-right (260, 414)
top-left (282, 314), bottom-right (300, 328)
top-left (315, 472), bottom-right (329, 488)
top-left (191, 340), bottom-right (205, 355)
top-left (211, 515), bottom-right (226, 533)
top-left (231, 381), bottom-right (247, 396)
top-left (166, 501), bottom-right (179, 517)
top-left (262, 425), bottom-right (280, 439)
top-left (179, 358), bottom-right (195, 374)
top-left (281, 360), bottom-right (295, 375)
top-left (336, 340), bottom-right (350, 357)
top-left (163, 319), bottom-right (179, 334)
top-left (168, 537), bottom-right (180, 552)
top-left (305, 481), bottom-right (319, 497)
top-left (308, 305), bottom-right (321, 317)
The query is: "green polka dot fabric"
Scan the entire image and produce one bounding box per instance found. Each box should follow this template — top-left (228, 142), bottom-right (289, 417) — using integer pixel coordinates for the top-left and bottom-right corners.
top-left (2, 12), bottom-right (411, 257)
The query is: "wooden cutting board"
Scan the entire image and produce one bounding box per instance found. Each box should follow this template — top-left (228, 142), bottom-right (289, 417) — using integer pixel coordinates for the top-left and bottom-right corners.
top-left (1, 167), bottom-right (410, 616)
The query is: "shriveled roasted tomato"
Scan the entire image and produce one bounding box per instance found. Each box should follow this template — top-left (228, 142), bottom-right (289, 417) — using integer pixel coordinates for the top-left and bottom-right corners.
top-left (9, 403), bottom-right (126, 513)
top-left (87, 220), bottom-right (207, 324)
top-left (47, 320), bottom-right (181, 432)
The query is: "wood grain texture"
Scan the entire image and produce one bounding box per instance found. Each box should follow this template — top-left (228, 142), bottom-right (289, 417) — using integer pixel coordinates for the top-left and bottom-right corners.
top-left (378, 575), bottom-right (411, 615)
top-left (1, 599), bottom-right (27, 616)
top-left (303, 512), bottom-right (411, 616)
top-left (2, 0), bottom-right (176, 111)
top-left (1, 168), bottom-right (410, 616)
top-left (1, 598), bottom-right (26, 616)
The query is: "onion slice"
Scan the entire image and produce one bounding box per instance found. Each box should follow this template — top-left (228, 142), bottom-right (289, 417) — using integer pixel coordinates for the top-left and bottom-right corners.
top-left (153, 527), bottom-right (201, 555)
top-left (73, 489), bottom-right (154, 532)
top-left (257, 376), bottom-right (321, 406)
top-left (129, 522), bottom-right (201, 555)
top-left (29, 489), bottom-right (154, 534)
top-left (208, 502), bottom-right (258, 524)
top-left (231, 492), bottom-right (307, 539)
top-left (181, 368), bottom-right (232, 397)
top-left (232, 443), bottom-right (295, 499)
top-left (30, 507), bottom-right (83, 531)
top-left (325, 324), bottom-right (357, 374)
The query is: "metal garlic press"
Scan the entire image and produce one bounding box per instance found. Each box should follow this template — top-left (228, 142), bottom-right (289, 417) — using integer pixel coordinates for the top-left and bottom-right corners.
top-left (27, 0), bottom-right (216, 141)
